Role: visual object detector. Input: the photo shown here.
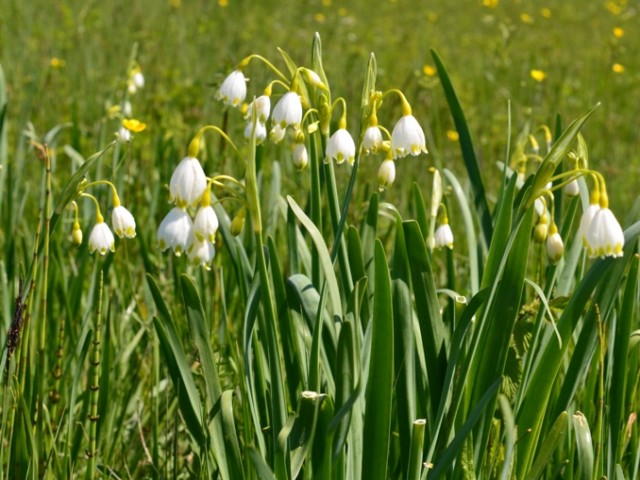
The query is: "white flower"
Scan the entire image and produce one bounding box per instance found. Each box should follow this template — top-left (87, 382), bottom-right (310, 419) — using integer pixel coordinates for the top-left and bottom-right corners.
top-left (193, 206), bottom-right (219, 242)
top-left (326, 128), bottom-right (356, 165)
top-left (272, 92), bottom-right (302, 129)
top-left (580, 203), bottom-right (601, 246)
top-left (390, 114), bottom-right (427, 159)
top-left (378, 159), bottom-right (396, 191)
top-left (112, 205), bottom-right (136, 238)
top-left (122, 100), bottom-right (132, 118)
top-left (169, 156), bottom-right (208, 208)
top-left (534, 197), bottom-right (546, 220)
top-left (244, 121), bottom-right (267, 144)
top-left (303, 68), bottom-right (326, 89)
top-left (89, 221), bottom-right (115, 255)
top-left (217, 70), bottom-right (247, 107)
top-left (292, 142), bottom-right (308, 170)
top-left (116, 127), bottom-right (131, 143)
top-left (434, 223), bottom-right (454, 249)
top-left (188, 239), bottom-right (216, 269)
top-left (132, 71), bottom-right (145, 89)
top-left (564, 178), bottom-right (580, 197)
top-left (585, 208), bottom-right (624, 258)
top-left (269, 124), bottom-right (287, 144)
top-left (362, 125), bottom-right (383, 154)
top-left (246, 95), bottom-right (271, 124)
top-left (157, 207), bottom-right (193, 256)
top-left (546, 228), bottom-right (564, 263)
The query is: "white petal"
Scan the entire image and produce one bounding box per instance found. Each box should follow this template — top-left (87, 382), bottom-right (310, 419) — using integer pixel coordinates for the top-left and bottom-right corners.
top-left (157, 208), bottom-right (193, 256)
top-left (89, 222), bottom-right (115, 255)
top-left (169, 157), bottom-right (208, 208)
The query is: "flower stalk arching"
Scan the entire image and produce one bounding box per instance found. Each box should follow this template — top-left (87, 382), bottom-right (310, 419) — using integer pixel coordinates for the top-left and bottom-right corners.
top-left (188, 125), bottom-right (239, 160)
top-left (238, 53), bottom-right (289, 83)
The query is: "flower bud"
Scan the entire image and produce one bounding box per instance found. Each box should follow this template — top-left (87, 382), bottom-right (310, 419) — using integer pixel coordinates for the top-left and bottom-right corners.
top-left (230, 209), bottom-right (246, 236)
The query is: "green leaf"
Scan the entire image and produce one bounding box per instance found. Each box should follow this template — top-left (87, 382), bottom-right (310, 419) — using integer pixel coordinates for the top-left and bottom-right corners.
top-left (432, 49), bottom-right (492, 247)
top-left (362, 240), bottom-right (394, 480)
top-left (527, 412), bottom-right (568, 480)
top-left (572, 412), bottom-right (595, 480)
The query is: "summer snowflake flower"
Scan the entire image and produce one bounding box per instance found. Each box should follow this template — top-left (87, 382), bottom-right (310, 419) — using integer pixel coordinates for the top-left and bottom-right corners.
top-left (89, 221), bottom-right (115, 255)
top-left (244, 121), bottom-right (267, 144)
top-left (326, 128), bottom-right (356, 165)
top-left (217, 70), bottom-right (247, 107)
top-left (132, 72), bottom-right (145, 89)
top-left (187, 239), bottom-right (216, 269)
top-left (378, 159), bottom-right (396, 191)
top-left (269, 124), bottom-right (287, 144)
top-left (580, 203), bottom-right (601, 246)
top-left (116, 127), bottom-right (131, 143)
top-left (585, 208), bottom-right (624, 258)
top-left (169, 157), bottom-right (208, 208)
top-left (272, 92), bottom-right (302, 129)
top-left (157, 207), bottom-right (193, 256)
top-left (246, 95), bottom-right (271, 124)
top-left (546, 226), bottom-right (564, 263)
top-left (362, 125), bottom-right (384, 154)
top-left (111, 205), bottom-right (137, 238)
top-left (434, 223), bottom-right (454, 249)
top-left (292, 142), bottom-right (308, 170)
top-left (564, 179), bottom-right (580, 197)
top-left (390, 114), bottom-right (427, 159)
top-left (193, 206), bottom-right (219, 243)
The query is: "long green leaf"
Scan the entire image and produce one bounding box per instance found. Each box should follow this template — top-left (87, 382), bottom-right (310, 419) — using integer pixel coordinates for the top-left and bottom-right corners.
top-left (362, 240), bottom-right (394, 480)
top-left (527, 411), bottom-right (569, 480)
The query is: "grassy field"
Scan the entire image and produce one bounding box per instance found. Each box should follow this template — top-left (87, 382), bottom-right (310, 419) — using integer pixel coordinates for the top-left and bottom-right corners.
top-left (1, 0), bottom-right (640, 478)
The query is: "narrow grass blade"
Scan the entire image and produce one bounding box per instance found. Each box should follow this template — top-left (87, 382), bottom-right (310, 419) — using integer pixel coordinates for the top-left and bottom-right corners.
top-left (527, 411), bottom-right (569, 480)
top-left (572, 412), bottom-right (595, 480)
top-left (221, 390), bottom-right (245, 480)
top-left (407, 419), bottom-right (426, 480)
top-left (431, 49), bottom-right (492, 246)
top-left (362, 240), bottom-right (394, 480)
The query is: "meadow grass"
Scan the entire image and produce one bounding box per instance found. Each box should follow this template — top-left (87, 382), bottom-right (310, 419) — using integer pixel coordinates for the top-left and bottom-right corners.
top-left (1, 0), bottom-right (640, 478)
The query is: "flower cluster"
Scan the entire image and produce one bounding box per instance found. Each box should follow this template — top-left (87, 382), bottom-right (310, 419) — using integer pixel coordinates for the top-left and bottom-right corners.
top-left (156, 131), bottom-right (226, 270)
top-left (72, 181), bottom-right (137, 256)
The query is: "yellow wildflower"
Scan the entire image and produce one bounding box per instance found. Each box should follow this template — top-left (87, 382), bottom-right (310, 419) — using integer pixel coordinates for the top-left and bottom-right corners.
top-left (122, 119), bottom-right (147, 133)
top-left (314, 12), bottom-right (325, 23)
top-left (540, 8), bottom-right (552, 18)
top-left (447, 130), bottom-right (459, 142)
top-left (613, 27), bottom-right (624, 38)
top-left (423, 65), bottom-right (437, 77)
top-left (483, 0), bottom-right (498, 8)
top-left (520, 13), bottom-right (534, 24)
top-left (530, 69), bottom-right (546, 82)
top-left (50, 57), bottom-right (65, 68)
top-left (218, 0), bottom-right (228, 6)
top-left (612, 63), bottom-right (625, 73)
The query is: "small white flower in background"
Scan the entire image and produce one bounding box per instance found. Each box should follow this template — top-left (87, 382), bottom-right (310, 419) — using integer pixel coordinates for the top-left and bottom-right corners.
top-left (546, 225), bottom-right (564, 263)
top-left (533, 197), bottom-right (546, 221)
top-left (187, 239), bottom-right (216, 269)
top-left (193, 205), bottom-right (219, 243)
top-left (434, 223), bottom-right (454, 249)
top-left (269, 124), bottom-right (287, 144)
top-left (246, 95), bottom-right (271, 124)
top-left (390, 114), bottom-right (427, 159)
top-left (326, 128), bottom-right (356, 165)
top-left (378, 159), bottom-right (396, 191)
top-left (169, 156), bottom-right (208, 208)
top-left (564, 178), bottom-right (580, 197)
top-left (217, 70), bottom-right (247, 107)
top-left (362, 125), bottom-right (383, 154)
top-left (112, 205), bottom-right (137, 238)
top-left (272, 92), bottom-right (303, 129)
top-left (292, 142), bottom-right (308, 170)
top-left (122, 100), bottom-right (133, 118)
top-left (132, 71), bottom-right (145, 90)
top-left (89, 221), bottom-right (115, 255)
top-left (244, 121), bottom-right (267, 144)
top-left (585, 207), bottom-right (624, 258)
top-left (116, 127), bottom-right (131, 143)
top-left (580, 203), bottom-right (601, 246)
top-left (157, 207), bottom-right (193, 256)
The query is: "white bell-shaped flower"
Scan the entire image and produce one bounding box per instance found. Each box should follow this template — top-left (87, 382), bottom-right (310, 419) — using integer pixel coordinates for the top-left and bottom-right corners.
top-left (187, 239), bottom-right (216, 269)
top-left (244, 121), bottom-right (267, 144)
top-left (112, 205), bottom-right (136, 238)
top-left (564, 178), bottom-right (580, 197)
top-left (246, 95), bottom-right (271, 124)
top-left (292, 142), bottom-right (308, 170)
top-left (116, 127), bottom-right (131, 143)
top-left (585, 207), bottom-right (625, 258)
top-left (326, 128), bottom-right (356, 165)
top-left (434, 223), bottom-right (454, 249)
top-left (169, 156), bottom-right (208, 208)
top-left (378, 159), bottom-right (396, 191)
top-left (580, 203), bottom-right (601, 246)
top-left (272, 92), bottom-right (302, 129)
top-left (546, 227), bottom-right (564, 264)
top-left (89, 221), bottom-right (115, 255)
top-left (390, 114), bottom-right (427, 159)
top-left (193, 205), bottom-right (219, 243)
top-left (269, 124), bottom-right (287, 144)
top-left (157, 207), bottom-right (193, 256)
top-left (217, 70), bottom-right (247, 107)
top-left (132, 72), bottom-right (145, 90)
top-left (362, 125), bottom-right (383, 154)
